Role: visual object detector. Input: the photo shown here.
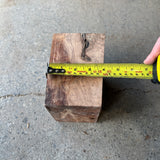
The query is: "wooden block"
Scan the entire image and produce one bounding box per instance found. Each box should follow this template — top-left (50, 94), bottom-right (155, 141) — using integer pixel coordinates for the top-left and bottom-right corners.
top-left (45, 33), bottom-right (105, 122)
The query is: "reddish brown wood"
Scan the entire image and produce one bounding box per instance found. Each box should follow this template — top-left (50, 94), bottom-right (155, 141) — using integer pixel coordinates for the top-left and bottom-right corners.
top-left (45, 33), bottom-right (105, 122)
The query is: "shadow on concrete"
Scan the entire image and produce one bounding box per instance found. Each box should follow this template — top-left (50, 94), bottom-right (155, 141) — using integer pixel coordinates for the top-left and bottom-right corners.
top-left (98, 78), bottom-right (150, 122)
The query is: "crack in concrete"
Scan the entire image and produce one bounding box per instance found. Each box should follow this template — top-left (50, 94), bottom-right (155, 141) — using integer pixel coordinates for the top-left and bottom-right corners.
top-left (0, 93), bottom-right (45, 99)
top-left (0, 88), bottom-right (158, 99)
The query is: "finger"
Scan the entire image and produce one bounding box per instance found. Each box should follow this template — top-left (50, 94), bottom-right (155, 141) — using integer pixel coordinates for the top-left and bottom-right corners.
top-left (144, 37), bottom-right (160, 64)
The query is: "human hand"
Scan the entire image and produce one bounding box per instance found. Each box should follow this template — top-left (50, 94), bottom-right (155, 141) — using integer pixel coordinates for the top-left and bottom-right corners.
top-left (144, 37), bottom-right (160, 64)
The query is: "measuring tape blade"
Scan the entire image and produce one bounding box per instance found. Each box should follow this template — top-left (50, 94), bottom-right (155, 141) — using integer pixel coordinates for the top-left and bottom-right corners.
top-left (48, 63), bottom-right (153, 79)
top-left (47, 55), bottom-right (160, 83)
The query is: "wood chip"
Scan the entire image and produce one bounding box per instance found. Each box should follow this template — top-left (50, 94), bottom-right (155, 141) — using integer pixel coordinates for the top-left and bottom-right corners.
top-left (144, 135), bottom-right (150, 140)
top-left (82, 131), bottom-right (88, 135)
top-left (27, 123), bottom-right (30, 128)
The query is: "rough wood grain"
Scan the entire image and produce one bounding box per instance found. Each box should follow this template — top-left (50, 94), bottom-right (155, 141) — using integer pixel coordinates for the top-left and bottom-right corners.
top-left (45, 33), bottom-right (105, 122)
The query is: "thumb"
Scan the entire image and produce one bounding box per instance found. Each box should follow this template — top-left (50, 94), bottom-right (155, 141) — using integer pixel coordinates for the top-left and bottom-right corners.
top-left (144, 37), bottom-right (160, 64)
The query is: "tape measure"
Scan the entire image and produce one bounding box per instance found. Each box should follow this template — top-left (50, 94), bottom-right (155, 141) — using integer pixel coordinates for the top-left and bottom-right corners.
top-left (47, 55), bottom-right (160, 84)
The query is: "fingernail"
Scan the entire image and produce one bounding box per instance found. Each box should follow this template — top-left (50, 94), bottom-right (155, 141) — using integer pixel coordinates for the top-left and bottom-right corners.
top-left (143, 59), bottom-right (147, 64)
top-left (143, 57), bottom-right (150, 64)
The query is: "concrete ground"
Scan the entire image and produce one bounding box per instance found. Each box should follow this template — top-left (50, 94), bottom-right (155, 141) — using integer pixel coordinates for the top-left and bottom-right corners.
top-left (0, 0), bottom-right (160, 159)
